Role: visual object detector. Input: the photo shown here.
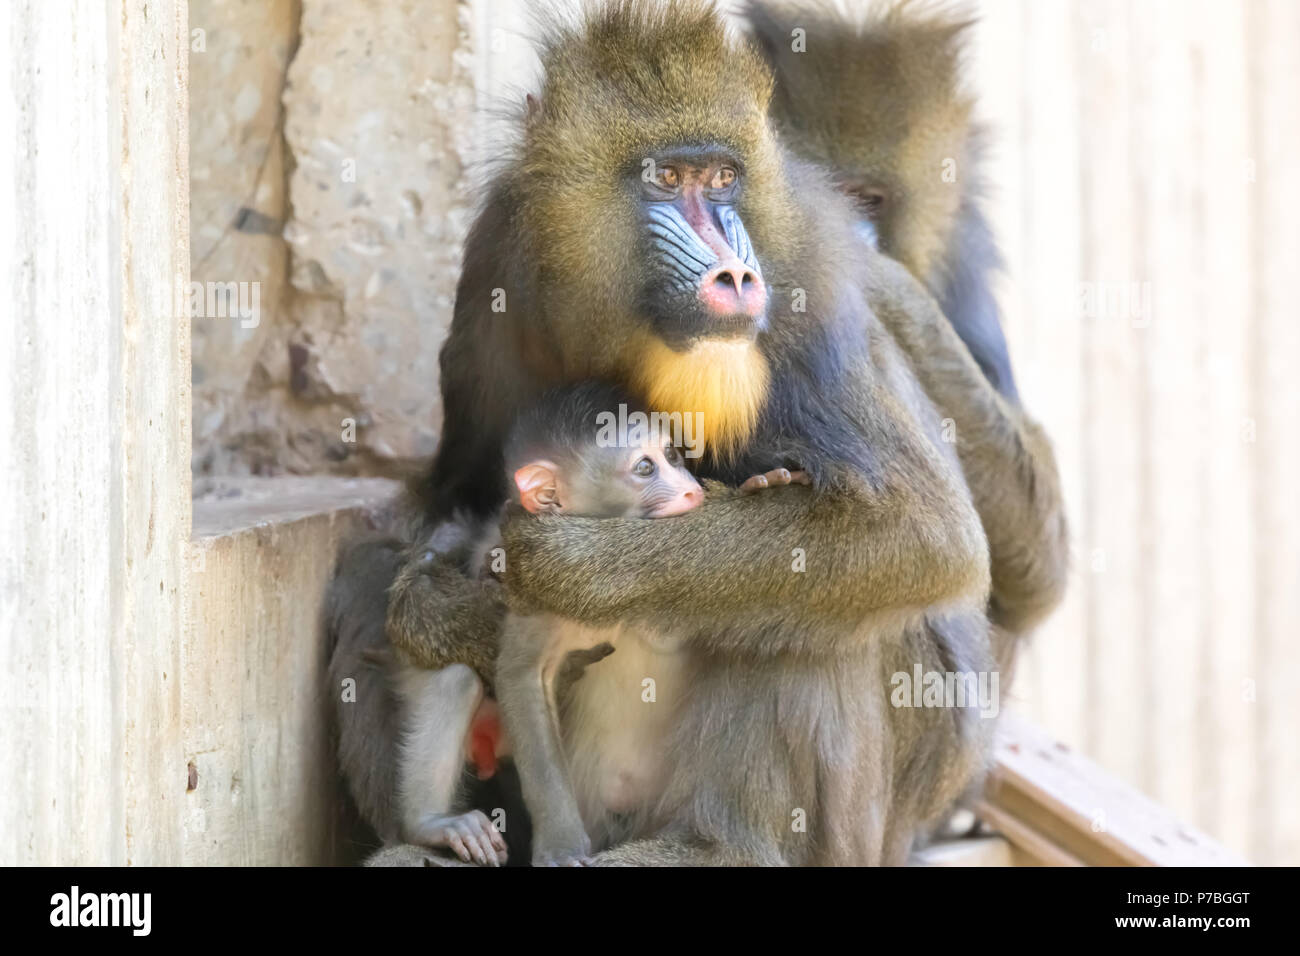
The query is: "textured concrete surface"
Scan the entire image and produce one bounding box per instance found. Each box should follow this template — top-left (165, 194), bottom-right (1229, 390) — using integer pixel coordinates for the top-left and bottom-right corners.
top-left (281, 0), bottom-right (477, 468)
top-left (190, 0), bottom-right (481, 478)
top-left (1, 0), bottom-right (190, 865)
top-left (189, 0), bottom-right (298, 473)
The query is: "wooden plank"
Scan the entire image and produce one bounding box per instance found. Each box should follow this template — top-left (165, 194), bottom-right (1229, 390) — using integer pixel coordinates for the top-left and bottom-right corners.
top-left (974, 802), bottom-right (1084, 867)
top-left (980, 714), bottom-right (1248, 866)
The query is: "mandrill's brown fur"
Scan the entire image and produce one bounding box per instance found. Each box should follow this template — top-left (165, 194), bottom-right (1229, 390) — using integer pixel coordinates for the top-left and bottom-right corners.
top-left (329, 0), bottom-right (1067, 866)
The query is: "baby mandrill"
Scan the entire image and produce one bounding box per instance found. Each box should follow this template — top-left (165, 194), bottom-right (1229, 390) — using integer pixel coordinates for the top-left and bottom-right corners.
top-left (396, 382), bottom-right (806, 866)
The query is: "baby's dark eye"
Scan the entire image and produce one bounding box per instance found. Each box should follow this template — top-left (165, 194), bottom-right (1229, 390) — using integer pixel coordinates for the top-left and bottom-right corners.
top-left (663, 444), bottom-right (681, 465)
top-left (633, 456), bottom-right (656, 478)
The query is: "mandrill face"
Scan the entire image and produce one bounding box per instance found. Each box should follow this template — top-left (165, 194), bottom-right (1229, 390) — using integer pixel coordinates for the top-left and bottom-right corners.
top-left (515, 2), bottom-right (806, 461)
top-left (636, 144), bottom-right (769, 347)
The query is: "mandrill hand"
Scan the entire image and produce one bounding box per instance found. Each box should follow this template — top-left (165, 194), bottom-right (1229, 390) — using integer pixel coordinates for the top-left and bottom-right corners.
top-left (385, 543), bottom-right (506, 683)
top-left (739, 468), bottom-right (812, 494)
top-left (497, 503), bottom-right (551, 617)
top-left (497, 484), bottom-right (736, 622)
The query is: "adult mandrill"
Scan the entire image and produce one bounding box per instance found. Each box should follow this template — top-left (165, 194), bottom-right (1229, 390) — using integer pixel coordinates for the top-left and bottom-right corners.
top-left (744, 0), bottom-right (1070, 686)
top-left (359, 0), bottom-right (1060, 866)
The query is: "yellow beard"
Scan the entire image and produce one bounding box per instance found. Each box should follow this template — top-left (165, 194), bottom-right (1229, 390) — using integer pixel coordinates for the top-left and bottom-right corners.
top-left (629, 337), bottom-right (770, 463)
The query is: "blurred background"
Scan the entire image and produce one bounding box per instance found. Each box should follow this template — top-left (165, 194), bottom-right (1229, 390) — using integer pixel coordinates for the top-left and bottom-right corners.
top-left (186, 0), bottom-right (1299, 864)
top-left (967, 0), bottom-right (1298, 868)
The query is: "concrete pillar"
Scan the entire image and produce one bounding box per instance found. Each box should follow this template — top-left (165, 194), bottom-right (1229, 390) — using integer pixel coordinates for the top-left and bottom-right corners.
top-left (0, 0), bottom-right (190, 865)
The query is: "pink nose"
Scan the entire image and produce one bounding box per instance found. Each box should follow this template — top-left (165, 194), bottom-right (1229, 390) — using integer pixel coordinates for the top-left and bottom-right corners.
top-left (699, 258), bottom-right (766, 319)
top-left (659, 485), bottom-right (704, 517)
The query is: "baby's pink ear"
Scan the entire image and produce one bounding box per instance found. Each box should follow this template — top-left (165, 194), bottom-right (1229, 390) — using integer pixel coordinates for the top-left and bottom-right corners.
top-left (514, 461), bottom-right (559, 514)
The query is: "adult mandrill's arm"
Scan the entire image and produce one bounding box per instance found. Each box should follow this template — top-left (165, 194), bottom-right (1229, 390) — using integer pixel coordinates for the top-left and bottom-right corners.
top-left (386, 549), bottom-right (506, 687)
top-left (868, 256), bottom-right (1070, 635)
top-left (500, 462), bottom-right (990, 645)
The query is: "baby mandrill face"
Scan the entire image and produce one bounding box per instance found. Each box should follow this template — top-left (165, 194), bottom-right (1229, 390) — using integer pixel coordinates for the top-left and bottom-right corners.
top-left (514, 427), bottom-right (703, 519)
top-left (620, 436), bottom-right (703, 518)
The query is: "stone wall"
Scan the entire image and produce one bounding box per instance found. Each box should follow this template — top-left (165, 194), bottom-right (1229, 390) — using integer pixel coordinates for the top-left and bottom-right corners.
top-left (190, 0), bottom-right (487, 479)
top-left (189, 0), bottom-right (297, 473)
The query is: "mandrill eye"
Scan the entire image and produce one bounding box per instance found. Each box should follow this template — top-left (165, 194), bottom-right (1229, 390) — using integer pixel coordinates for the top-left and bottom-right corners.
top-left (663, 443), bottom-right (681, 465)
top-left (706, 165), bottom-right (739, 200)
top-left (633, 456), bottom-right (656, 478)
top-left (642, 164), bottom-right (681, 200)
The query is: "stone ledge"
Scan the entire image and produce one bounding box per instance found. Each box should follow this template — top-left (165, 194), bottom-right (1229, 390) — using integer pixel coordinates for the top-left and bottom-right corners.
top-left (184, 476), bottom-right (404, 864)
top-left (193, 475), bottom-right (404, 539)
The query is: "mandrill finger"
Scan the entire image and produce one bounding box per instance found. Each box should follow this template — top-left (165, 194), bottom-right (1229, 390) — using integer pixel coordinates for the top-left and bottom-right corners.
top-left (457, 824), bottom-right (488, 865)
top-left (475, 832), bottom-right (501, 867)
top-left (741, 468), bottom-right (803, 493)
top-left (446, 833), bottom-right (472, 863)
top-left (469, 822), bottom-right (502, 867)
